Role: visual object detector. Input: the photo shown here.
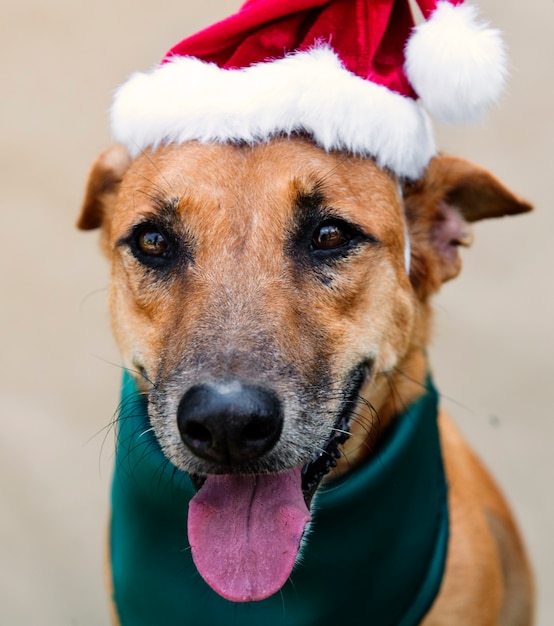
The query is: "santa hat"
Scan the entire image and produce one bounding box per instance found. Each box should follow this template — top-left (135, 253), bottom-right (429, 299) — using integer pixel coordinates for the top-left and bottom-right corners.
top-left (111, 0), bottom-right (507, 180)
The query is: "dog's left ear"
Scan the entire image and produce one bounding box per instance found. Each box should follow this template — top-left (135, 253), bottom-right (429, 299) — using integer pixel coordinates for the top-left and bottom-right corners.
top-left (77, 144), bottom-right (131, 230)
top-left (403, 155), bottom-right (532, 294)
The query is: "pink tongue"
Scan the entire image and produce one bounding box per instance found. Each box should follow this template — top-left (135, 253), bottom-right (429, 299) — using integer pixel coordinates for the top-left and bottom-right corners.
top-left (188, 466), bottom-right (310, 602)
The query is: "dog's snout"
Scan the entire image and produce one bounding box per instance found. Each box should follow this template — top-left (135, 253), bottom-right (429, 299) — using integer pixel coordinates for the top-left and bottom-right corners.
top-left (177, 382), bottom-right (283, 466)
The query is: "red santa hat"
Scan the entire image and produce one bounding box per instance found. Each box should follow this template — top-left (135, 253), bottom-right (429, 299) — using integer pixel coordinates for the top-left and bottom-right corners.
top-left (111, 0), bottom-right (507, 180)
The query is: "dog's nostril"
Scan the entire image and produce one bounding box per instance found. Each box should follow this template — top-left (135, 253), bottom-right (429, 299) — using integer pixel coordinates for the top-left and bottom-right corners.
top-left (177, 382), bottom-right (283, 466)
top-left (242, 420), bottom-right (273, 443)
top-left (183, 421), bottom-right (212, 446)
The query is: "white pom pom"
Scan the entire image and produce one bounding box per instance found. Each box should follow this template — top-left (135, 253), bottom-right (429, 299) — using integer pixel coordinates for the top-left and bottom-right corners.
top-left (405, 1), bottom-right (507, 124)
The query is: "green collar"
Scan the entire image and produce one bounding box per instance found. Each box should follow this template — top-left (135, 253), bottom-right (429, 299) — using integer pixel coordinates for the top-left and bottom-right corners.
top-left (111, 372), bottom-right (448, 626)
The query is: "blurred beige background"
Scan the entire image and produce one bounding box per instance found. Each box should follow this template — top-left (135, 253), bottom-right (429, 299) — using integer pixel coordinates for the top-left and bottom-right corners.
top-left (1, 1), bottom-right (552, 624)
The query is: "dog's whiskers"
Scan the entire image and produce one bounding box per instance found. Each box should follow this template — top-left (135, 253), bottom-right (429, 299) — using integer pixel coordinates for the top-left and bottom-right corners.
top-left (88, 353), bottom-right (156, 387)
top-left (78, 286), bottom-right (108, 312)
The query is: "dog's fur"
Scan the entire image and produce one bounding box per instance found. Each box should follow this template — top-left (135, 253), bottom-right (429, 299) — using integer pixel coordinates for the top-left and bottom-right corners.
top-left (79, 137), bottom-right (534, 624)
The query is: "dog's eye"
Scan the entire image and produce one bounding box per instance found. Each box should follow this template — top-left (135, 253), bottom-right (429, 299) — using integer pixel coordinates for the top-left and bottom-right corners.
top-left (312, 219), bottom-right (356, 251)
top-left (127, 223), bottom-right (179, 268)
top-left (136, 226), bottom-right (168, 257)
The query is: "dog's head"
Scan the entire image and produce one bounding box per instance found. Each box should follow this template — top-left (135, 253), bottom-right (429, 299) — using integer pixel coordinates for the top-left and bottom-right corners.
top-left (79, 137), bottom-right (530, 601)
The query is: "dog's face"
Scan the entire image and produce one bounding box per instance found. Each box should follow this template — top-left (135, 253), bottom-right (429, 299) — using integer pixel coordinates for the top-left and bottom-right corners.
top-left (80, 136), bottom-right (530, 601)
top-left (88, 138), bottom-right (416, 475)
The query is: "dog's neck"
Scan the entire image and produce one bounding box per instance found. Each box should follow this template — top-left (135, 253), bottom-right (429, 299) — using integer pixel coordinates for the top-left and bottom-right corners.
top-left (110, 371), bottom-right (448, 625)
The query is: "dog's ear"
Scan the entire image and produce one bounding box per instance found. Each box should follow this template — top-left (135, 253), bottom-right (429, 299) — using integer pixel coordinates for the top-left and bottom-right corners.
top-left (403, 155), bottom-right (532, 295)
top-left (77, 144), bottom-right (131, 230)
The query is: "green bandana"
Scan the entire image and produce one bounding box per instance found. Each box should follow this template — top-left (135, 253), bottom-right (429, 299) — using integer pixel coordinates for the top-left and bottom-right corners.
top-left (111, 372), bottom-right (448, 625)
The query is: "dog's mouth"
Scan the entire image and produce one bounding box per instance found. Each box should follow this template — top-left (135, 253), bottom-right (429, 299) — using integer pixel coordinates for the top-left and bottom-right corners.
top-left (187, 362), bottom-right (371, 603)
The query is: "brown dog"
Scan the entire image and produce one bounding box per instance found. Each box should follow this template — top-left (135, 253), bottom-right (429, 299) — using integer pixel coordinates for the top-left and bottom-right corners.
top-left (79, 137), bottom-right (533, 624)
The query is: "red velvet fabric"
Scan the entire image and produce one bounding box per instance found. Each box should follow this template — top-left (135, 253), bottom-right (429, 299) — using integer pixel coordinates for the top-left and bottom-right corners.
top-left (164, 0), bottom-right (425, 97)
top-left (414, 0), bottom-right (463, 20)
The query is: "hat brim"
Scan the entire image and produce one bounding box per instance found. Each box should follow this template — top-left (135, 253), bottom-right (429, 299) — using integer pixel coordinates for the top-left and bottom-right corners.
top-left (111, 46), bottom-right (436, 180)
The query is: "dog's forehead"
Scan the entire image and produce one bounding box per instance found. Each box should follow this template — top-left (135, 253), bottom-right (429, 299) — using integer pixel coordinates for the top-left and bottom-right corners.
top-left (117, 138), bottom-right (403, 234)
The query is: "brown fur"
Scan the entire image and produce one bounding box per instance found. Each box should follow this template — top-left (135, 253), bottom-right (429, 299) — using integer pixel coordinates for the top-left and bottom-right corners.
top-left (79, 137), bottom-right (534, 624)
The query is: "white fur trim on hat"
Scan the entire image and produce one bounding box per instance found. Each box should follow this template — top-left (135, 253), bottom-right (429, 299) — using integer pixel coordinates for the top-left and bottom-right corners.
top-left (111, 46), bottom-right (436, 180)
top-left (405, 1), bottom-right (507, 124)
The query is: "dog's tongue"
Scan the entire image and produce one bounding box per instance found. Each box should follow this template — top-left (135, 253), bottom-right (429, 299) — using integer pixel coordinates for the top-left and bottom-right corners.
top-left (188, 467), bottom-right (310, 602)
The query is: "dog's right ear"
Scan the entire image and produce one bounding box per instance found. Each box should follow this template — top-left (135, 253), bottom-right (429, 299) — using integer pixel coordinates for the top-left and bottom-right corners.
top-left (403, 155), bottom-right (532, 298)
top-left (77, 144), bottom-right (131, 230)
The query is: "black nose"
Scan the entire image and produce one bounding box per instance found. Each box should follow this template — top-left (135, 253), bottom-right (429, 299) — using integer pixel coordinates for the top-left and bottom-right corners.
top-left (177, 382), bottom-right (283, 466)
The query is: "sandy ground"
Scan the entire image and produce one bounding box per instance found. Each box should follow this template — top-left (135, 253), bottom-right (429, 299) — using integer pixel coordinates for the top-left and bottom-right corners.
top-left (1, 1), bottom-right (552, 624)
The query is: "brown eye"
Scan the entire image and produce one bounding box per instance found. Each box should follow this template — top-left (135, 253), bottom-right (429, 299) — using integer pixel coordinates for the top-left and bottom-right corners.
top-left (127, 222), bottom-right (179, 269)
top-left (312, 220), bottom-right (351, 251)
top-left (136, 226), bottom-right (168, 256)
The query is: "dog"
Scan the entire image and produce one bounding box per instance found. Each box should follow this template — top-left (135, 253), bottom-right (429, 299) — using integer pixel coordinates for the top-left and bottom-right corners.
top-left (79, 136), bottom-right (534, 624)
